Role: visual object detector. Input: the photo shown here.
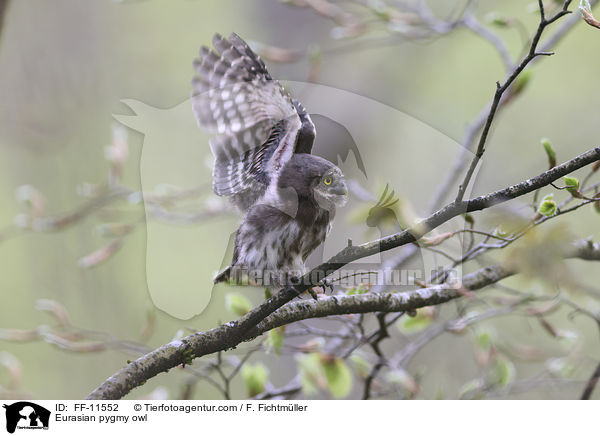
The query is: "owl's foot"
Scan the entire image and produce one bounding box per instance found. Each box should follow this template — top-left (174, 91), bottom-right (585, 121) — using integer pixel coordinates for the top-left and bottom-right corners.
top-left (278, 282), bottom-right (303, 299)
top-left (318, 278), bottom-right (334, 294)
top-left (307, 288), bottom-right (319, 301)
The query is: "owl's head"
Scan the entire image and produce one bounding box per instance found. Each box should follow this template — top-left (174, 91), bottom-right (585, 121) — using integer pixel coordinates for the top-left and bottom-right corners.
top-left (313, 164), bottom-right (348, 209)
top-left (278, 154), bottom-right (348, 209)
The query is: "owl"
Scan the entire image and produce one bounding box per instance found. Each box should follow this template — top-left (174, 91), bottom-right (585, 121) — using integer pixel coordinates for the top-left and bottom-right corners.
top-left (192, 33), bottom-right (348, 287)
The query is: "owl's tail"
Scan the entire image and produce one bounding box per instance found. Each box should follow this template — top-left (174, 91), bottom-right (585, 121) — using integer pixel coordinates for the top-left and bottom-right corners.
top-left (213, 266), bottom-right (232, 284)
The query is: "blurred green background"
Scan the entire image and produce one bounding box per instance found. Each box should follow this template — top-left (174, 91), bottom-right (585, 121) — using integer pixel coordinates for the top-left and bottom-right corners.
top-left (0, 0), bottom-right (599, 399)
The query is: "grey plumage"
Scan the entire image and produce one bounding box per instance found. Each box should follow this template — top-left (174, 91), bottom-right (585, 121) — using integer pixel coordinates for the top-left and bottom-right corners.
top-left (192, 33), bottom-right (347, 287)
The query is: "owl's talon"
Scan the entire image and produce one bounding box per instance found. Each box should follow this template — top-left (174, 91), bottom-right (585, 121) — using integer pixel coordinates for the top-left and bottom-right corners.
top-left (280, 284), bottom-right (302, 299)
top-left (318, 278), bottom-right (334, 294)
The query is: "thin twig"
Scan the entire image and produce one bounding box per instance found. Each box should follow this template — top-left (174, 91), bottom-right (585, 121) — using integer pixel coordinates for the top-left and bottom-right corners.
top-left (455, 1), bottom-right (573, 203)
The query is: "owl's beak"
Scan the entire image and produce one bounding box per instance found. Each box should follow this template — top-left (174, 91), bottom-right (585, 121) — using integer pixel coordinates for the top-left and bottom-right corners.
top-left (332, 177), bottom-right (349, 196)
top-left (331, 185), bottom-right (348, 196)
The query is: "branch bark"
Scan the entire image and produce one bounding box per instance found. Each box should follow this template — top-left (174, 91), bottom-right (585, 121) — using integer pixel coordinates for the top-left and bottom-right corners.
top-left (247, 238), bottom-right (600, 338)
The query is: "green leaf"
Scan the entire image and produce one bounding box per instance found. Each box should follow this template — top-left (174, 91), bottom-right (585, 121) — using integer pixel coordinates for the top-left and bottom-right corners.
top-left (485, 11), bottom-right (510, 27)
top-left (541, 138), bottom-right (556, 168)
top-left (265, 326), bottom-right (285, 355)
top-left (475, 330), bottom-right (493, 351)
top-left (346, 284), bottom-right (369, 295)
top-left (538, 194), bottom-right (557, 217)
top-left (511, 70), bottom-right (532, 96)
top-left (322, 357), bottom-right (352, 399)
top-left (350, 354), bottom-right (372, 378)
top-left (399, 315), bottom-right (431, 333)
top-left (490, 357), bottom-right (515, 387)
top-left (225, 293), bottom-right (252, 316)
top-left (398, 308), bottom-right (433, 334)
top-left (563, 176), bottom-right (580, 196)
top-left (458, 379), bottom-right (484, 399)
top-left (297, 353), bottom-right (324, 397)
top-left (297, 353), bottom-right (352, 399)
top-left (241, 363), bottom-right (268, 397)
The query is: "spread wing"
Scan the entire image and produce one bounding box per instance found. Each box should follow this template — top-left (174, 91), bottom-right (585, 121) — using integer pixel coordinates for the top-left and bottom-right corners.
top-left (192, 33), bottom-right (316, 211)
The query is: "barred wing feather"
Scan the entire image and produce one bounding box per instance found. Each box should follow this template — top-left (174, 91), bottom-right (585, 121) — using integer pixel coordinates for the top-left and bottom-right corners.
top-left (191, 33), bottom-right (314, 210)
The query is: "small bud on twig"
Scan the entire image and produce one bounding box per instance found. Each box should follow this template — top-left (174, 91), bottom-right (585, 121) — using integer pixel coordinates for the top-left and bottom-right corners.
top-left (77, 239), bottom-right (122, 269)
top-left (538, 194), bottom-right (558, 217)
top-left (580, 0), bottom-right (600, 29)
top-left (541, 138), bottom-right (557, 169)
top-left (563, 176), bottom-right (582, 197)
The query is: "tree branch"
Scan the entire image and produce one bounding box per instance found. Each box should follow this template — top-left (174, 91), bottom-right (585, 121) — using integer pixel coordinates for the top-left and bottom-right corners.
top-left (581, 361), bottom-right (600, 399)
top-left (85, 146), bottom-right (600, 400)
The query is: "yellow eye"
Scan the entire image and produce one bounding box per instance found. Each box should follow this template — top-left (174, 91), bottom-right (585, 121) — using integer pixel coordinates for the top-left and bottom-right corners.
top-left (323, 177), bottom-right (333, 186)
